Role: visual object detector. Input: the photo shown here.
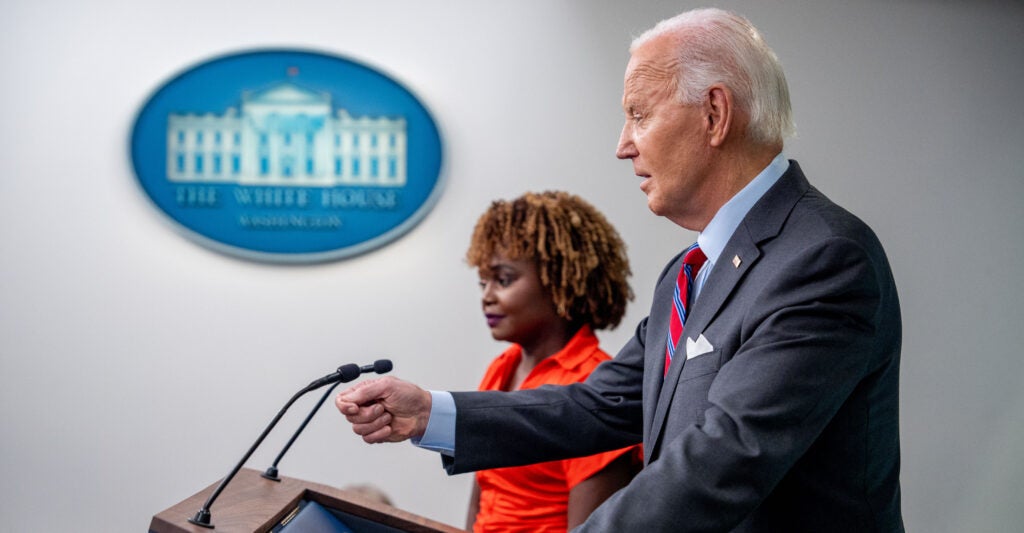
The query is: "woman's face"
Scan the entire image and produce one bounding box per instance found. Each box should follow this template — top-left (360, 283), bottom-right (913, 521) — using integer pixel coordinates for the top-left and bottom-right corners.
top-left (477, 253), bottom-right (563, 347)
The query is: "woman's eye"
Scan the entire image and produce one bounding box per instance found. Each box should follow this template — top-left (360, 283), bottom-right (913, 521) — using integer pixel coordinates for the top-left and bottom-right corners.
top-left (498, 277), bottom-right (513, 287)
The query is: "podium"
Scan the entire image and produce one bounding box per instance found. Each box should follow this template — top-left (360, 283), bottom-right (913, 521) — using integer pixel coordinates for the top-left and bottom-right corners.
top-left (149, 468), bottom-right (466, 533)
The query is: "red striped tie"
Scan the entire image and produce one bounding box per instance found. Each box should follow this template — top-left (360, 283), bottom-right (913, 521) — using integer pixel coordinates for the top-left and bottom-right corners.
top-left (665, 243), bottom-right (707, 375)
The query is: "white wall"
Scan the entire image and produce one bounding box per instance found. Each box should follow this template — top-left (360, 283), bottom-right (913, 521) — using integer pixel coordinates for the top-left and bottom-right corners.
top-left (2, 1), bottom-right (1022, 531)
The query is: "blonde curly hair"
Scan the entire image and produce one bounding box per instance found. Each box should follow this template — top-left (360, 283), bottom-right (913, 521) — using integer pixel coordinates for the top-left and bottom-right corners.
top-left (466, 191), bottom-right (633, 330)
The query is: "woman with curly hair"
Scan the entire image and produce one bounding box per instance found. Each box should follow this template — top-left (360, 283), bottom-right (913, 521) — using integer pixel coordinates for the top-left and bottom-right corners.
top-left (464, 190), bottom-right (641, 533)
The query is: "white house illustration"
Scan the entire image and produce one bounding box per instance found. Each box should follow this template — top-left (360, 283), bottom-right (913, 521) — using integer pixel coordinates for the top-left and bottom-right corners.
top-left (166, 83), bottom-right (407, 187)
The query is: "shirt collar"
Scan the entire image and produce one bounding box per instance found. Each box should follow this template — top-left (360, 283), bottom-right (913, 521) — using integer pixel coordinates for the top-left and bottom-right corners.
top-left (544, 325), bottom-right (600, 370)
top-left (697, 153), bottom-right (789, 265)
top-left (496, 324), bottom-right (600, 372)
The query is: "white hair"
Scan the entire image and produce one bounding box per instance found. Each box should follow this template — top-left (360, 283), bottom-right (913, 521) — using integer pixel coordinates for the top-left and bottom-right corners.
top-left (631, 8), bottom-right (796, 145)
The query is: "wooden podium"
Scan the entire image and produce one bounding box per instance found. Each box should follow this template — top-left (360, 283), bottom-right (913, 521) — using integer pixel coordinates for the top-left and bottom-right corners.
top-left (149, 468), bottom-right (465, 533)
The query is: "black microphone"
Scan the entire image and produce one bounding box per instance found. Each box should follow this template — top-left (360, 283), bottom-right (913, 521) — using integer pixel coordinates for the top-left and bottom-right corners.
top-left (307, 363), bottom-right (361, 390)
top-left (188, 359), bottom-right (394, 529)
top-left (262, 359), bottom-right (393, 481)
top-left (361, 359), bottom-right (394, 375)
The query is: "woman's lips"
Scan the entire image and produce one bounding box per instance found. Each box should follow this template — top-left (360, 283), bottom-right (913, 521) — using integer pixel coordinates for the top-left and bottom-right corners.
top-left (485, 314), bottom-right (503, 327)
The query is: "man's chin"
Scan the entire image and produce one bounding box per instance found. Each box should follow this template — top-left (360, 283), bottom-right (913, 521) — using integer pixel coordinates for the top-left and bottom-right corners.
top-left (645, 197), bottom-right (664, 216)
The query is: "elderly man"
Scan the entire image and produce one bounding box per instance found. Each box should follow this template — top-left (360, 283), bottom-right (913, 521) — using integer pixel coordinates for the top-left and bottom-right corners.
top-left (337, 8), bottom-right (903, 532)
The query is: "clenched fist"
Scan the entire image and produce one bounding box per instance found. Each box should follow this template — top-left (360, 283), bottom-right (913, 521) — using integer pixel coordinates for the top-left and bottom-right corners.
top-left (335, 376), bottom-right (433, 444)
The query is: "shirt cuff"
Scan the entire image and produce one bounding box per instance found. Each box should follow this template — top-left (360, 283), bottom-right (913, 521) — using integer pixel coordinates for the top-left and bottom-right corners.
top-left (411, 390), bottom-right (456, 456)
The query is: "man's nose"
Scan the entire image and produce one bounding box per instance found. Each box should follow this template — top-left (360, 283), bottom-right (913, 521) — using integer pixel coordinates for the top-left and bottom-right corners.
top-left (616, 125), bottom-right (637, 160)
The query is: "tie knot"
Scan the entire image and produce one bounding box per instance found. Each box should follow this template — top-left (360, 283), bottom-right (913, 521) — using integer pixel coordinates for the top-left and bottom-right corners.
top-left (683, 244), bottom-right (707, 269)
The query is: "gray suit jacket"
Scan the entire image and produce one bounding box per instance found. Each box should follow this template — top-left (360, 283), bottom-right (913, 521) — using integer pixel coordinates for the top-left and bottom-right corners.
top-left (445, 162), bottom-right (903, 532)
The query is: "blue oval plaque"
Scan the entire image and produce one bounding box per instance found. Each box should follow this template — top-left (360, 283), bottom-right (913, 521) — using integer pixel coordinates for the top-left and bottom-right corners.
top-left (130, 49), bottom-right (445, 263)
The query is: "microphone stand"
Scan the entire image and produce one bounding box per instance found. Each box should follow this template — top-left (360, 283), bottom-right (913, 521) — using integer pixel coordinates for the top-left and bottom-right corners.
top-left (262, 359), bottom-right (392, 482)
top-left (261, 381), bottom-right (342, 482)
top-left (188, 367), bottom-right (357, 529)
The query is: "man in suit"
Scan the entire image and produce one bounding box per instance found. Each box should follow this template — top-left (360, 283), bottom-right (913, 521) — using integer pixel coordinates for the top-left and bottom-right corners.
top-left (337, 7), bottom-right (903, 532)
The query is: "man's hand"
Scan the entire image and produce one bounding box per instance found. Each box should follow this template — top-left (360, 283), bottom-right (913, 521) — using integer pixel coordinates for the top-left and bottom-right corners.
top-left (335, 376), bottom-right (432, 444)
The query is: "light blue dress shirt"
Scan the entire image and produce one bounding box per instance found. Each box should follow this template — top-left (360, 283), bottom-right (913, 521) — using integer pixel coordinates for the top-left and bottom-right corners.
top-left (415, 154), bottom-right (790, 456)
top-left (691, 153), bottom-right (789, 301)
top-left (413, 391), bottom-right (457, 455)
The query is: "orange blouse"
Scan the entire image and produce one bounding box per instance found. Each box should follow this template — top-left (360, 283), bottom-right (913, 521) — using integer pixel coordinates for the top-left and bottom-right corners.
top-left (471, 326), bottom-right (641, 533)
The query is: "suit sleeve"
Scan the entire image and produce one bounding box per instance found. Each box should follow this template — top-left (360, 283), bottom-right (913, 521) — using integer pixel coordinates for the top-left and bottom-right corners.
top-left (442, 325), bottom-right (647, 474)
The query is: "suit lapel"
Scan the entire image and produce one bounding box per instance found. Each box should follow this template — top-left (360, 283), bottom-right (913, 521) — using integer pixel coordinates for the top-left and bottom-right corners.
top-left (644, 161), bottom-right (811, 461)
top-left (646, 239), bottom-right (760, 456)
top-left (684, 237), bottom-right (760, 337)
top-left (641, 250), bottom-right (683, 463)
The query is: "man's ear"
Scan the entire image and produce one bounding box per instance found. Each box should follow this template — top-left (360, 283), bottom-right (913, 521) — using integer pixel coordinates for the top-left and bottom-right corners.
top-left (704, 85), bottom-right (733, 147)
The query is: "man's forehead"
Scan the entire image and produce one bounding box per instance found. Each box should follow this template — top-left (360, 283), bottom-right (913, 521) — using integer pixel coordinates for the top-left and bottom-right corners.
top-left (625, 61), bottom-right (675, 87)
top-left (624, 39), bottom-right (679, 90)
top-left (623, 58), bottom-right (678, 104)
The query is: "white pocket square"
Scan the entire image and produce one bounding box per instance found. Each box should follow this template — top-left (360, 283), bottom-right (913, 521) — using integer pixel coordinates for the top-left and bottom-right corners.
top-left (685, 334), bottom-right (714, 360)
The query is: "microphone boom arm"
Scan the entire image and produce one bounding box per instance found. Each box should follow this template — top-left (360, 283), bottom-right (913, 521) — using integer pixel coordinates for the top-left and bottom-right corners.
top-left (261, 381), bottom-right (342, 481)
top-left (187, 360), bottom-right (390, 529)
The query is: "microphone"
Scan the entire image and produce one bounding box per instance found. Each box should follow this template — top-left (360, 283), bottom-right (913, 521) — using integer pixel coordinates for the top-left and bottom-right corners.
top-left (361, 359), bottom-right (394, 375)
top-left (307, 363), bottom-right (361, 390)
top-left (188, 359), bottom-right (394, 529)
top-left (262, 359), bottom-right (393, 481)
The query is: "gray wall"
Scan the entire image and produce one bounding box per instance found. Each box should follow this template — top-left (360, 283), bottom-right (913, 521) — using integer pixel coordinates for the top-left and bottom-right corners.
top-left (1, 1), bottom-right (1021, 531)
